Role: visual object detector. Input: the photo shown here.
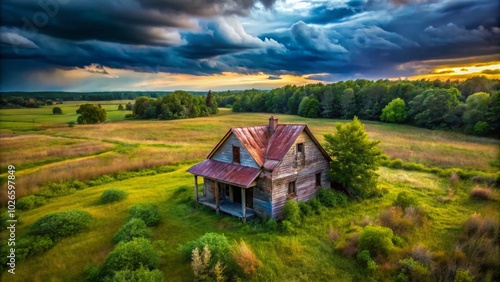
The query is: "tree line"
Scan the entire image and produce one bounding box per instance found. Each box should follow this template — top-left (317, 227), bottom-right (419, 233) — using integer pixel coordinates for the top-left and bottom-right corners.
top-left (216, 77), bottom-right (500, 137)
top-left (130, 90), bottom-right (218, 120)
top-left (0, 91), bottom-right (209, 108)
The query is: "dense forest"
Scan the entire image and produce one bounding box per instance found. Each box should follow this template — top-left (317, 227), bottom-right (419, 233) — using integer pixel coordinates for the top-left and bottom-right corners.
top-left (216, 77), bottom-right (500, 137)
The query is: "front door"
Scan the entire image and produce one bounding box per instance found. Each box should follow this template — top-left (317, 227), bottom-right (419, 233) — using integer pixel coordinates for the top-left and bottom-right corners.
top-left (233, 186), bottom-right (242, 204)
top-left (246, 188), bottom-right (253, 208)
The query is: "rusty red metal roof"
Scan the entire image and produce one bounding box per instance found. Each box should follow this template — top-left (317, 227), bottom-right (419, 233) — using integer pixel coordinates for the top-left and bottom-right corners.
top-left (266, 124), bottom-right (305, 161)
top-left (187, 159), bottom-right (260, 188)
top-left (231, 126), bottom-right (269, 166)
top-left (192, 119), bottom-right (332, 179)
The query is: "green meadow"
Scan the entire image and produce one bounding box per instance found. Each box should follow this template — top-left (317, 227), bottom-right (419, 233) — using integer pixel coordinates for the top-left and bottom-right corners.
top-left (0, 105), bottom-right (499, 281)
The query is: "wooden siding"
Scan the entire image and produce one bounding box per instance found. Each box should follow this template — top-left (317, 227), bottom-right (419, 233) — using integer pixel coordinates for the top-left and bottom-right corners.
top-left (271, 131), bottom-right (330, 218)
top-left (211, 134), bottom-right (260, 168)
top-left (253, 174), bottom-right (273, 218)
top-left (204, 178), bottom-right (216, 200)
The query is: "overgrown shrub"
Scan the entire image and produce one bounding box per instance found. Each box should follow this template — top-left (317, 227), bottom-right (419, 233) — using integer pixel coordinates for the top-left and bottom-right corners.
top-left (96, 238), bottom-right (159, 280)
top-left (379, 206), bottom-right (427, 236)
top-left (30, 210), bottom-right (93, 241)
top-left (231, 240), bottom-right (261, 277)
top-left (402, 162), bottom-right (430, 172)
top-left (110, 267), bottom-right (164, 282)
top-left (397, 258), bottom-right (430, 282)
top-left (179, 233), bottom-right (231, 265)
top-left (338, 232), bottom-right (359, 257)
top-left (307, 197), bottom-right (323, 214)
top-left (317, 188), bottom-right (348, 207)
top-left (14, 235), bottom-right (54, 261)
top-left (127, 204), bottom-right (161, 227)
top-left (264, 218), bottom-right (278, 232)
top-left (113, 218), bottom-right (151, 244)
top-left (392, 235), bottom-right (406, 247)
top-left (36, 183), bottom-right (76, 198)
top-left (388, 159), bottom-right (404, 169)
top-left (280, 220), bottom-right (295, 234)
top-left (469, 186), bottom-right (494, 200)
top-left (459, 214), bottom-right (499, 275)
top-left (358, 226), bottom-right (395, 258)
top-left (0, 211), bottom-right (11, 229)
top-left (282, 199), bottom-right (300, 225)
top-left (453, 269), bottom-right (473, 282)
top-left (99, 188), bottom-right (128, 204)
top-left (357, 249), bottom-right (377, 271)
top-left (68, 180), bottom-right (88, 190)
top-left (410, 245), bottom-right (432, 267)
top-left (298, 201), bottom-right (313, 216)
top-left (393, 192), bottom-right (418, 209)
top-left (431, 249), bottom-right (468, 282)
top-left (16, 195), bottom-right (46, 210)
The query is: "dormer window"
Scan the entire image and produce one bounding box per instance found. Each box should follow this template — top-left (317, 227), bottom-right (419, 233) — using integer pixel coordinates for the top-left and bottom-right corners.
top-left (232, 145), bottom-right (240, 163)
top-left (297, 143), bottom-right (304, 153)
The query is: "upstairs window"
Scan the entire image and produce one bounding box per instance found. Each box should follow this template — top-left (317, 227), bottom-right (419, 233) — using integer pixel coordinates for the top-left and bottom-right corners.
top-left (316, 173), bottom-right (321, 187)
top-left (288, 181), bottom-right (296, 197)
top-left (297, 143), bottom-right (304, 153)
top-left (232, 145), bottom-right (240, 163)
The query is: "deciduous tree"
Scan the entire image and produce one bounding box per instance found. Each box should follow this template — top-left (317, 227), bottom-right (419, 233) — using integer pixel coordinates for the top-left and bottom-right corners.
top-left (52, 107), bottom-right (63, 115)
top-left (76, 104), bottom-right (106, 124)
top-left (323, 117), bottom-right (382, 199)
top-left (380, 98), bottom-right (407, 123)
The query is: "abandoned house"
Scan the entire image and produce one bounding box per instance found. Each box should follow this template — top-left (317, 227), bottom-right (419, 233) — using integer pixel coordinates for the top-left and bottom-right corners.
top-left (187, 116), bottom-right (332, 221)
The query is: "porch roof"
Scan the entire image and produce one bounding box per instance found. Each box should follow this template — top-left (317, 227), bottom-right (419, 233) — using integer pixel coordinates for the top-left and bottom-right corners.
top-left (187, 159), bottom-right (261, 188)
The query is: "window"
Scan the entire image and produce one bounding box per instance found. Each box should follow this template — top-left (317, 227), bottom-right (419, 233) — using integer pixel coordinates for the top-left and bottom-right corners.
top-left (232, 145), bottom-right (240, 163)
top-left (316, 173), bottom-right (321, 187)
top-left (288, 181), bottom-right (296, 197)
top-left (297, 143), bottom-right (304, 153)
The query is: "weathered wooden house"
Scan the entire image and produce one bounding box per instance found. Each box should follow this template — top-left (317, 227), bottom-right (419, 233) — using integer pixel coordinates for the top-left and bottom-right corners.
top-left (187, 116), bottom-right (331, 221)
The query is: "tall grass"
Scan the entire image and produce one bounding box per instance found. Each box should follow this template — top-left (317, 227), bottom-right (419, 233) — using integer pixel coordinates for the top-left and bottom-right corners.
top-left (0, 135), bottom-right (113, 168)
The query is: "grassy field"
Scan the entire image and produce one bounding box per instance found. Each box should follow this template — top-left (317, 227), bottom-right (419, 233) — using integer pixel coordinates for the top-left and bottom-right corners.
top-left (0, 105), bottom-right (499, 281)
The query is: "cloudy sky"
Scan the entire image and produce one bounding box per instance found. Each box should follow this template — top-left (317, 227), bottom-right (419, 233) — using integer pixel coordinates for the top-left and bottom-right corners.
top-left (1, 0), bottom-right (499, 91)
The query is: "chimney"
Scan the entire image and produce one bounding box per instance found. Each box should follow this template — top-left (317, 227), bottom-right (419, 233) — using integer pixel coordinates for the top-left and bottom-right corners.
top-left (269, 116), bottom-right (278, 135)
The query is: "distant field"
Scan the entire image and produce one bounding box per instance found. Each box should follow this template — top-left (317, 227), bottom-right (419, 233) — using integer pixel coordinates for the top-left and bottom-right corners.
top-left (0, 105), bottom-right (499, 281)
top-left (0, 107), bottom-right (498, 199)
top-left (0, 100), bottom-right (134, 133)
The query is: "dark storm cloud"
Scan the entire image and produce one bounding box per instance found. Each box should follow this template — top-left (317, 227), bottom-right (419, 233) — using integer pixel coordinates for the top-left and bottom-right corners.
top-left (1, 0), bottom-right (189, 47)
top-left (138, 0), bottom-right (278, 16)
top-left (176, 17), bottom-right (284, 60)
top-left (290, 21), bottom-right (347, 53)
top-left (1, 0), bottom-right (500, 90)
top-left (308, 6), bottom-right (358, 24)
top-left (0, 0), bottom-right (278, 47)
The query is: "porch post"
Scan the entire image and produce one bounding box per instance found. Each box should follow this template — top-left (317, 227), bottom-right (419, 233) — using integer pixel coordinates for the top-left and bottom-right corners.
top-left (241, 187), bottom-right (246, 223)
top-left (194, 176), bottom-right (199, 203)
top-left (215, 182), bottom-right (220, 215)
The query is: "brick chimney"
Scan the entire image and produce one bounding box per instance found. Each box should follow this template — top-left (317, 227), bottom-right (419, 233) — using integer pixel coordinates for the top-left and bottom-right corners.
top-left (269, 116), bottom-right (278, 135)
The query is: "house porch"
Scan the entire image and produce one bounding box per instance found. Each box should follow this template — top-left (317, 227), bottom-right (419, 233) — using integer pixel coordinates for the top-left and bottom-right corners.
top-left (198, 196), bottom-right (255, 220)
